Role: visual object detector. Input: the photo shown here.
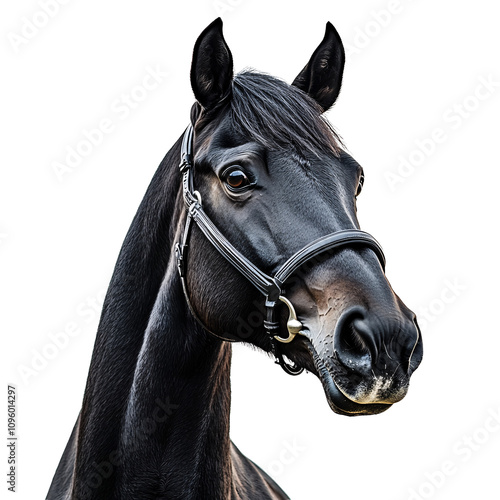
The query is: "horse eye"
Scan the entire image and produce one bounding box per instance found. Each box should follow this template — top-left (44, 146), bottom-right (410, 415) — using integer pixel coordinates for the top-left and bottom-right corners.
top-left (356, 173), bottom-right (364, 196)
top-left (225, 169), bottom-right (250, 190)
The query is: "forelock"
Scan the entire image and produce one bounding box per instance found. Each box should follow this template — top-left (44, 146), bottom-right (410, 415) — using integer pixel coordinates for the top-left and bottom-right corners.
top-left (229, 70), bottom-right (342, 157)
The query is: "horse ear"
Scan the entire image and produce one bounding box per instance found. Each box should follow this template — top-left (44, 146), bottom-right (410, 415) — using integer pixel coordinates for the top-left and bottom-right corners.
top-left (190, 18), bottom-right (233, 111)
top-left (292, 22), bottom-right (345, 112)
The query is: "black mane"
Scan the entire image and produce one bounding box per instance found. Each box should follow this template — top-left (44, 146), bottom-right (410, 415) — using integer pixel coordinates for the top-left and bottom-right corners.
top-left (230, 71), bottom-right (342, 156)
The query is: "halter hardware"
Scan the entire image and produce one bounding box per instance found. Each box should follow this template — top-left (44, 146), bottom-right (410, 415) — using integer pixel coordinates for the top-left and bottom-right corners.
top-left (176, 124), bottom-right (386, 376)
top-left (275, 296), bottom-right (303, 343)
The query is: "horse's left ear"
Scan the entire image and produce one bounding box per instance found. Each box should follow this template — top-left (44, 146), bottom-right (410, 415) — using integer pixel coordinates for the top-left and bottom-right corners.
top-left (292, 22), bottom-right (345, 112)
top-left (191, 18), bottom-right (233, 111)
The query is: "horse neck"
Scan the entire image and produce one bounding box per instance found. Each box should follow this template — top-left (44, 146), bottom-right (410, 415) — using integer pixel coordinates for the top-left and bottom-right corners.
top-left (115, 265), bottom-right (234, 498)
top-left (70, 136), bottom-right (234, 499)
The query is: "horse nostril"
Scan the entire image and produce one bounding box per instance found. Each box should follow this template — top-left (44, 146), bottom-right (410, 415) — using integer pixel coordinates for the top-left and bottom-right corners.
top-left (334, 308), bottom-right (378, 374)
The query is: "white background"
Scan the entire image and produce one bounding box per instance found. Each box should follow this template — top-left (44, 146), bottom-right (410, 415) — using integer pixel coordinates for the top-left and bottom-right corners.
top-left (2, 0), bottom-right (500, 499)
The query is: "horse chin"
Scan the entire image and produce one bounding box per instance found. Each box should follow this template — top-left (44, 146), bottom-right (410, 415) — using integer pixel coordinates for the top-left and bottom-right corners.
top-left (320, 364), bottom-right (392, 416)
top-left (304, 340), bottom-right (392, 417)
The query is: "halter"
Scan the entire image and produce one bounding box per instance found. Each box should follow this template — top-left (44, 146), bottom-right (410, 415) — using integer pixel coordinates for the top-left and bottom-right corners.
top-left (175, 124), bottom-right (386, 375)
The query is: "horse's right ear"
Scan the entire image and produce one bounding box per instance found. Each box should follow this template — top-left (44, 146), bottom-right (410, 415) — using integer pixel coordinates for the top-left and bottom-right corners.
top-left (190, 18), bottom-right (233, 111)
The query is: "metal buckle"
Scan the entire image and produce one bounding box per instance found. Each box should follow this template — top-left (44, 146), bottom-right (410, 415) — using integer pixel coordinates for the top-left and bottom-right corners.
top-left (179, 153), bottom-right (192, 173)
top-left (175, 243), bottom-right (185, 277)
top-left (188, 191), bottom-right (202, 216)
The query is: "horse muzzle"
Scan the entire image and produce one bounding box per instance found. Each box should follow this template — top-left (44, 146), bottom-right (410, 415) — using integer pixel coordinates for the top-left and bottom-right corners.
top-left (300, 302), bottom-right (423, 416)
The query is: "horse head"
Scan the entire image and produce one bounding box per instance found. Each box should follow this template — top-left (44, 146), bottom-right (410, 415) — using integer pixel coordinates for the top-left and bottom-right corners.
top-left (181, 18), bottom-right (423, 416)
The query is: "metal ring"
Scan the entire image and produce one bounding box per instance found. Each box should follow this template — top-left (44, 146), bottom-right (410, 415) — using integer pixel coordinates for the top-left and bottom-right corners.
top-left (273, 296), bottom-right (304, 344)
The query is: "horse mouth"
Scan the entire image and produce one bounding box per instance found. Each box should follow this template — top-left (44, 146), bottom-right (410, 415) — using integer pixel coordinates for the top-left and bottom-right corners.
top-left (304, 339), bottom-right (392, 416)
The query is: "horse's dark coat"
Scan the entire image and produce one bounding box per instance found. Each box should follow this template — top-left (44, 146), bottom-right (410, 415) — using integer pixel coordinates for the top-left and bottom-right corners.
top-left (47, 18), bottom-right (422, 500)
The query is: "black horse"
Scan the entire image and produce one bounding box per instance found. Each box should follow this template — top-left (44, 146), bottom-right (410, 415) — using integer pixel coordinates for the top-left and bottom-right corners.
top-left (47, 19), bottom-right (422, 500)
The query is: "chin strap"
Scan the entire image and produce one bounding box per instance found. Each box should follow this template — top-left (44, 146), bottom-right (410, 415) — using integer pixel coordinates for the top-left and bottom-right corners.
top-left (176, 124), bottom-right (386, 377)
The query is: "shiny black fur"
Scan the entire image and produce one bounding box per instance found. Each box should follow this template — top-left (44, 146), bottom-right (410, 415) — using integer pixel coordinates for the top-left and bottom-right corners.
top-left (47, 18), bottom-right (422, 500)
